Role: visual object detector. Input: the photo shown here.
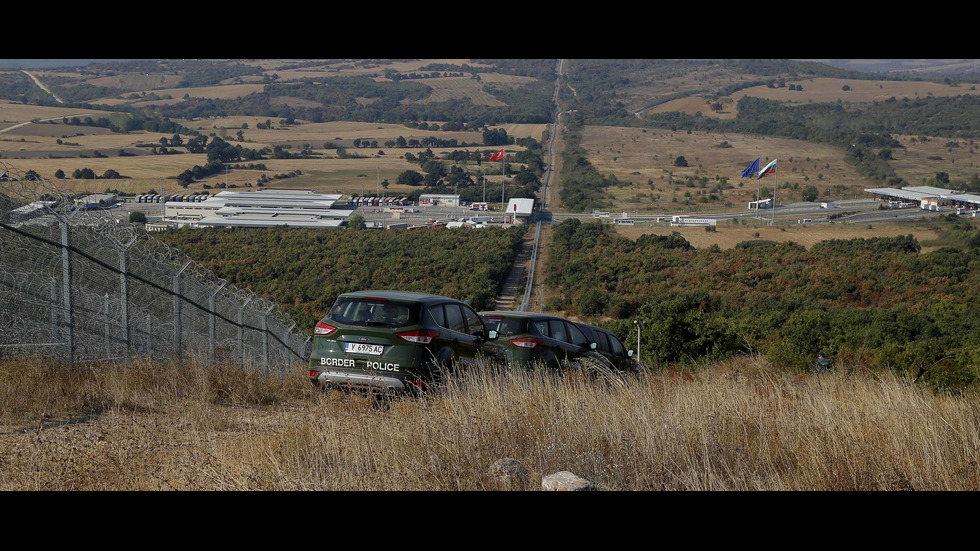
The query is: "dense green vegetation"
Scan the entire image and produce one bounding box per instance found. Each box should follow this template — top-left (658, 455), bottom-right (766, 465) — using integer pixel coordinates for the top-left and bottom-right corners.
top-left (546, 217), bottom-right (980, 391)
top-left (556, 112), bottom-right (619, 212)
top-left (157, 225), bottom-right (527, 332)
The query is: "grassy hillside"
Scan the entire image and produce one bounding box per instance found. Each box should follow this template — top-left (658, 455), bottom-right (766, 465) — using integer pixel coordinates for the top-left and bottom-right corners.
top-left (3, 355), bottom-right (979, 490)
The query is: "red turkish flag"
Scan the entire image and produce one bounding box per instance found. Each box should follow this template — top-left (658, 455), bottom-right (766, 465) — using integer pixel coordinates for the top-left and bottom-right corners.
top-left (489, 148), bottom-right (504, 162)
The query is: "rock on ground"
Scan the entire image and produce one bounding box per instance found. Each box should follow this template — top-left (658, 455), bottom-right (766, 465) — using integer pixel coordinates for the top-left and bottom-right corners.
top-left (541, 471), bottom-right (597, 491)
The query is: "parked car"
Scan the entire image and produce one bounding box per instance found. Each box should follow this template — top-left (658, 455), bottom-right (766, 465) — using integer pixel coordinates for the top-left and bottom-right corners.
top-left (478, 311), bottom-right (605, 369)
top-left (574, 322), bottom-right (637, 371)
top-left (309, 290), bottom-right (503, 393)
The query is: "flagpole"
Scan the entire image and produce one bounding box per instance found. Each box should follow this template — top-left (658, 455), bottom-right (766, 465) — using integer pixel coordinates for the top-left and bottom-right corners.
top-left (501, 151), bottom-right (505, 209)
top-left (771, 164), bottom-right (777, 224)
top-left (757, 174), bottom-right (762, 221)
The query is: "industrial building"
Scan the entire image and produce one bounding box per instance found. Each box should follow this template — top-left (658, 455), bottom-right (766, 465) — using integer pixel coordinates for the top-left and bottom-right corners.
top-left (866, 186), bottom-right (980, 212)
top-left (9, 200), bottom-right (55, 222)
top-left (160, 189), bottom-right (351, 229)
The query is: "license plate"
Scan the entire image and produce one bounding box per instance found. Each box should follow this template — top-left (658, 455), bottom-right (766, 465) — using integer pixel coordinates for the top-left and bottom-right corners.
top-left (344, 342), bottom-right (384, 355)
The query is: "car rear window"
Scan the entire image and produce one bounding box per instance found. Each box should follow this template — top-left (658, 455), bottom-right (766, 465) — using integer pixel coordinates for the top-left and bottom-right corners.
top-left (606, 332), bottom-right (626, 356)
top-left (326, 298), bottom-right (419, 328)
top-left (482, 316), bottom-right (527, 337)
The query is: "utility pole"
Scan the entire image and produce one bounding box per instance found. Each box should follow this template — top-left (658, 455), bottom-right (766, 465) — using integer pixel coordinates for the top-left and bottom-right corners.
top-left (633, 319), bottom-right (646, 364)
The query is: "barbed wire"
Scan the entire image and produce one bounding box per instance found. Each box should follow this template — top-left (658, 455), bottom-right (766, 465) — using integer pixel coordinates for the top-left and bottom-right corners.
top-left (0, 160), bottom-right (311, 370)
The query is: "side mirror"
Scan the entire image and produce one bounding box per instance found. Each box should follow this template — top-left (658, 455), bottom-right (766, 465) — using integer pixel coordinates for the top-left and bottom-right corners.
top-left (628, 350), bottom-right (634, 357)
top-left (590, 342), bottom-right (597, 350)
top-left (488, 330), bottom-right (498, 340)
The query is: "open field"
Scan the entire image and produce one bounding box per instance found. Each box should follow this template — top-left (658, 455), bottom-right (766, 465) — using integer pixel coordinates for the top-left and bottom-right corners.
top-left (99, 84), bottom-right (266, 107)
top-left (0, 101), bottom-right (113, 126)
top-left (611, 219), bottom-right (946, 252)
top-left (889, 133), bottom-right (980, 185)
top-left (2, 356), bottom-right (979, 491)
top-left (0, 108), bottom-right (547, 197)
top-left (580, 126), bottom-right (867, 213)
top-left (237, 59), bottom-right (492, 81)
top-left (650, 77), bottom-right (980, 120)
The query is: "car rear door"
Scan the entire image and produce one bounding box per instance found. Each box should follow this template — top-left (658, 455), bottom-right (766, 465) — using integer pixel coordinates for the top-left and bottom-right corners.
top-left (603, 330), bottom-right (632, 369)
top-left (561, 321), bottom-right (602, 363)
top-left (434, 302), bottom-right (482, 365)
top-left (461, 304), bottom-right (505, 362)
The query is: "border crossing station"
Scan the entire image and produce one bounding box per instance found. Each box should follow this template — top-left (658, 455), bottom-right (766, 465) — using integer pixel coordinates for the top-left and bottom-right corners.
top-left (865, 186), bottom-right (980, 213)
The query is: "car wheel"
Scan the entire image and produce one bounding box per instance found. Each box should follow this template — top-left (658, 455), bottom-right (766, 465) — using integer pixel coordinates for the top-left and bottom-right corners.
top-left (431, 348), bottom-right (457, 384)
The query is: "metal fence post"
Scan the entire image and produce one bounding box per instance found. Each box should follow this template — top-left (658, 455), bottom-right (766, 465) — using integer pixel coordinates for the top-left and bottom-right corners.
top-left (261, 304), bottom-right (275, 373)
top-left (173, 260), bottom-right (190, 358)
top-left (118, 244), bottom-right (131, 353)
top-left (238, 296), bottom-right (252, 367)
top-left (60, 218), bottom-right (73, 364)
top-left (208, 281), bottom-right (225, 363)
top-left (104, 293), bottom-right (110, 350)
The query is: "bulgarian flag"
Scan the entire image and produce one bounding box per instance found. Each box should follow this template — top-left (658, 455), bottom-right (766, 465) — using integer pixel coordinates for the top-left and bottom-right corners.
top-left (489, 148), bottom-right (504, 162)
top-left (755, 159), bottom-right (777, 179)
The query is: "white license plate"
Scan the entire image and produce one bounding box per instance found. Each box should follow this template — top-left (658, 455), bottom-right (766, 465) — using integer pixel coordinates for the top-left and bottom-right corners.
top-left (344, 342), bottom-right (384, 355)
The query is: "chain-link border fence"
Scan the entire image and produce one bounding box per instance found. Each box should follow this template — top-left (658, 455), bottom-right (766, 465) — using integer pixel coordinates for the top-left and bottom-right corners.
top-left (0, 161), bottom-right (311, 372)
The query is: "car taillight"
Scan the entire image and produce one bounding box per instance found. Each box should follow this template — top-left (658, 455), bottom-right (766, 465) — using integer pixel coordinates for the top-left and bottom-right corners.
top-left (309, 370), bottom-right (319, 378)
top-left (397, 329), bottom-right (439, 344)
top-left (314, 321), bottom-right (336, 336)
top-left (510, 337), bottom-right (543, 349)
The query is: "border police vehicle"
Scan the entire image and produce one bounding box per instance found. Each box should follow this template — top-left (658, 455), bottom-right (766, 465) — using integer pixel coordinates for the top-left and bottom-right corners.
top-left (574, 322), bottom-right (637, 371)
top-left (309, 291), bottom-right (503, 393)
top-left (478, 311), bottom-right (605, 369)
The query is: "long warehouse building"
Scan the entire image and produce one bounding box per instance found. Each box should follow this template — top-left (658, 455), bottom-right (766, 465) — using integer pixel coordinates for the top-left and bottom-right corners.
top-left (161, 189), bottom-right (351, 229)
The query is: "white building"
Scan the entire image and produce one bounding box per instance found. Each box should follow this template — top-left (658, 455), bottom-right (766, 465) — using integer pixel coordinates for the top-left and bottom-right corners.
top-left (162, 189), bottom-right (350, 229)
top-left (419, 194), bottom-right (460, 207)
top-left (504, 198), bottom-right (535, 224)
top-left (671, 216), bottom-right (717, 226)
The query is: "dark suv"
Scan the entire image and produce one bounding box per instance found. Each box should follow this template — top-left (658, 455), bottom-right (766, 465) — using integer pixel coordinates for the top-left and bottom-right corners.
top-left (574, 323), bottom-right (637, 371)
top-left (309, 291), bottom-right (503, 392)
top-left (478, 311), bottom-right (604, 369)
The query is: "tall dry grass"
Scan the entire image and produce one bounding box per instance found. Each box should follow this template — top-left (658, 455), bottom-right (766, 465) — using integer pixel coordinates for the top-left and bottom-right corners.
top-left (1, 355), bottom-right (978, 490)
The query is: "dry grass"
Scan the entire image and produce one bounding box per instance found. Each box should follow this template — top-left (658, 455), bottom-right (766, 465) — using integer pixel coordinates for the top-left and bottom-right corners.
top-left (580, 126), bottom-right (869, 213)
top-left (0, 116), bottom-right (544, 197)
top-left (648, 77), bottom-right (980, 120)
top-left (2, 355), bottom-right (978, 490)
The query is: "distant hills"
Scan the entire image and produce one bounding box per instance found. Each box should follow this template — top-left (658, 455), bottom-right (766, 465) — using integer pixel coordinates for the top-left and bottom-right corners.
top-left (0, 59), bottom-right (140, 69)
top-left (802, 59), bottom-right (980, 75)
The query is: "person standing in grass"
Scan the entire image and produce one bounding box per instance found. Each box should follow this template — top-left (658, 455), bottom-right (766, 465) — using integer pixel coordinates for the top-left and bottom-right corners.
top-left (815, 352), bottom-right (831, 373)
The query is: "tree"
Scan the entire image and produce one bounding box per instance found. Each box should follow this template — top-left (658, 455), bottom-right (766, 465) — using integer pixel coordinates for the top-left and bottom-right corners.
top-left (674, 156), bottom-right (688, 167)
top-left (801, 185), bottom-right (819, 202)
top-left (129, 211), bottom-right (147, 224)
top-left (347, 214), bottom-right (366, 230)
top-left (396, 170), bottom-right (425, 186)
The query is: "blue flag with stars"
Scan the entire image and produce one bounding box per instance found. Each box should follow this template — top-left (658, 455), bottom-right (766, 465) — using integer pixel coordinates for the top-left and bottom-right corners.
top-left (741, 158), bottom-right (760, 178)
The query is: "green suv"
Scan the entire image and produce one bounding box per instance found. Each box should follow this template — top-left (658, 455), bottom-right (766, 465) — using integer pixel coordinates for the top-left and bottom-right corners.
top-left (574, 322), bottom-right (637, 371)
top-left (478, 311), bottom-right (604, 369)
top-left (309, 291), bottom-right (503, 392)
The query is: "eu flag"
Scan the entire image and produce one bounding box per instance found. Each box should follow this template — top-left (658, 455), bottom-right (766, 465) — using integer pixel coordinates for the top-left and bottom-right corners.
top-left (741, 158), bottom-right (760, 178)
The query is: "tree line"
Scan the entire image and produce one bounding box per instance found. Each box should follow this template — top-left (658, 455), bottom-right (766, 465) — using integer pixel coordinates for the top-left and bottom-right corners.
top-left (156, 225), bottom-right (527, 333)
top-left (546, 218), bottom-right (980, 392)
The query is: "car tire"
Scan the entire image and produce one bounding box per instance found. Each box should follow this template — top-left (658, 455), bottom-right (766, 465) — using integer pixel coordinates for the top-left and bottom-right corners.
top-left (431, 348), bottom-right (456, 384)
